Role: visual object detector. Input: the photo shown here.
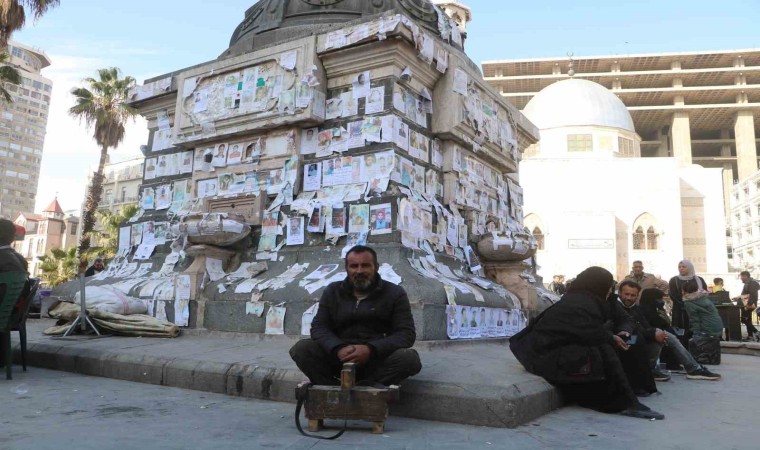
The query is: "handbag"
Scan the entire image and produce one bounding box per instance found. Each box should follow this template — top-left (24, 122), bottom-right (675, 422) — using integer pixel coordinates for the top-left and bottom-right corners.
top-left (741, 294), bottom-right (756, 311)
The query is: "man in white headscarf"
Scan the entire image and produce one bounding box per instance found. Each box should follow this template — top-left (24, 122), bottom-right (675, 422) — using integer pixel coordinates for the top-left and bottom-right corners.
top-left (668, 260), bottom-right (706, 331)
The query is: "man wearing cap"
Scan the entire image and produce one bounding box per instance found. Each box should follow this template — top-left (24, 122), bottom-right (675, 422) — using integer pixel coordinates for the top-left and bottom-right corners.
top-left (84, 258), bottom-right (105, 277)
top-left (0, 218), bottom-right (27, 274)
top-left (622, 261), bottom-right (668, 294)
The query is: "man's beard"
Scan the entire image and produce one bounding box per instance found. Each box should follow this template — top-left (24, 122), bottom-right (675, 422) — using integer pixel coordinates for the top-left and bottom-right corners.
top-left (352, 275), bottom-right (374, 292)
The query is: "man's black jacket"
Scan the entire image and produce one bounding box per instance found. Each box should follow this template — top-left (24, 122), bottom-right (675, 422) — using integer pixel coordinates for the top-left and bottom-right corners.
top-left (620, 302), bottom-right (657, 342)
top-left (310, 274), bottom-right (416, 360)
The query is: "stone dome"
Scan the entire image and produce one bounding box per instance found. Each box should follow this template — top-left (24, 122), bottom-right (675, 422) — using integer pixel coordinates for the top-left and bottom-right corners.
top-left (523, 79), bottom-right (635, 132)
top-left (223, 0), bottom-right (445, 58)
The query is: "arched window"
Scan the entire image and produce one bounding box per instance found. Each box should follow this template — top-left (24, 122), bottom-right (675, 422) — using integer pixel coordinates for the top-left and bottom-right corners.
top-left (532, 227), bottom-right (545, 250)
top-left (633, 226), bottom-right (645, 250)
top-left (646, 226), bottom-right (658, 250)
top-left (632, 213), bottom-right (660, 251)
top-left (524, 214), bottom-right (546, 251)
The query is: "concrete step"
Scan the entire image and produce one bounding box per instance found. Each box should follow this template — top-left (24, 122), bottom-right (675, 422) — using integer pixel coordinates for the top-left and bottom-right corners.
top-left (8, 319), bottom-right (561, 429)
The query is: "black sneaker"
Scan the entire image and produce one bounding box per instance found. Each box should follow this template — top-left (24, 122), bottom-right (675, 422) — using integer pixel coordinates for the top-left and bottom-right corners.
top-left (652, 367), bottom-right (671, 382)
top-left (686, 366), bottom-right (721, 380)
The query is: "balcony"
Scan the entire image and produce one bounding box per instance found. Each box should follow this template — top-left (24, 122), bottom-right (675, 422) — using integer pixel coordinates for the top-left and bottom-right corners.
top-left (98, 196), bottom-right (139, 208)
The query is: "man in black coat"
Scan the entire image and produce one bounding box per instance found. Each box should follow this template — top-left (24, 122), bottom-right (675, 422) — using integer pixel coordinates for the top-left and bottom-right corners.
top-left (289, 246), bottom-right (421, 386)
top-left (740, 271), bottom-right (759, 341)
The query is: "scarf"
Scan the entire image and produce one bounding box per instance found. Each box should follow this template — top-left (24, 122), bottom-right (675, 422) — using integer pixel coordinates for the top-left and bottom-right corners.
top-left (676, 259), bottom-right (705, 290)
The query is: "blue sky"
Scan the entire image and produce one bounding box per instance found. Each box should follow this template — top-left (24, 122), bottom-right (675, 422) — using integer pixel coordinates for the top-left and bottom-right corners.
top-left (12, 0), bottom-right (760, 212)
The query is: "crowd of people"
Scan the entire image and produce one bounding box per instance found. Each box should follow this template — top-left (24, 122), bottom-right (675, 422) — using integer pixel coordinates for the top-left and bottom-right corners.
top-left (511, 259), bottom-right (760, 421)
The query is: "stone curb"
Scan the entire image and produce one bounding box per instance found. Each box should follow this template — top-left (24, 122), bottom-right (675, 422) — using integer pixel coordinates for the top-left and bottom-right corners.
top-left (11, 341), bottom-right (560, 429)
top-left (720, 341), bottom-right (760, 357)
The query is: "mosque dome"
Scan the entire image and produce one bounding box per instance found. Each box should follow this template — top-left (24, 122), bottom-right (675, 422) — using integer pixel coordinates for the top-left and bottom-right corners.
top-left (523, 79), bottom-right (635, 132)
top-left (223, 0), bottom-right (447, 58)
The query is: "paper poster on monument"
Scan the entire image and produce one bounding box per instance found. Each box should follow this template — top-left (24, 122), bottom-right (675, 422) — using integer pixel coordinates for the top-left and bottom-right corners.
top-left (178, 151), bottom-right (194, 174)
top-left (205, 258), bottom-right (226, 282)
top-left (152, 128), bottom-right (172, 152)
top-left (329, 205), bottom-right (346, 235)
top-left (144, 158), bottom-right (157, 180)
top-left (346, 120), bottom-right (365, 149)
top-left (154, 185), bottom-right (171, 210)
top-left (134, 243), bottom-right (156, 261)
top-left (322, 157), bottom-right (353, 187)
top-left (458, 223), bottom-right (468, 248)
top-left (432, 140), bottom-right (443, 168)
top-left (242, 140), bottom-right (261, 165)
top-left (453, 68), bottom-right (468, 95)
top-left (370, 204), bottom-right (392, 235)
top-left (197, 178), bottom-right (217, 198)
top-left (341, 91), bottom-right (358, 118)
top-left (362, 116), bottom-right (382, 143)
top-left (457, 306), bottom-right (469, 339)
top-left (303, 162), bottom-right (322, 192)
top-left (305, 264), bottom-right (339, 281)
top-left (348, 204), bottom-right (370, 233)
top-left (117, 226), bottom-right (131, 252)
top-left (265, 306), bottom-right (286, 335)
top-left (279, 49), bottom-right (297, 71)
top-left (365, 86), bottom-right (385, 115)
top-left (212, 143), bottom-right (228, 167)
top-left (261, 210), bottom-right (280, 235)
top-left (306, 204), bottom-right (323, 233)
top-left (326, 97), bottom-right (342, 120)
top-left (286, 217), bottom-right (305, 246)
top-left (301, 128), bottom-right (319, 154)
top-left (496, 309), bottom-right (508, 337)
top-left (394, 119), bottom-right (409, 151)
top-left (226, 143), bottom-right (243, 166)
top-left (296, 84), bottom-right (314, 109)
top-left (301, 303), bottom-right (319, 336)
top-left (436, 47), bottom-right (449, 73)
top-left (352, 71), bottom-right (371, 99)
top-left (246, 301), bottom-right (265, 316)
top-left (467, 307), bottom-right (481, 339)
top-left (279, 89), bottom-right (296, 114)
top-left (130, 223), bottom-right (143, 247)
top-left (154, 155), bottom-right (168, 178)
top-left (141, 187), bottom-right (155, 210)
top-left (446, 304), bottom-right (459, 340)
top-left (194, 147), bottom-right (213, 173)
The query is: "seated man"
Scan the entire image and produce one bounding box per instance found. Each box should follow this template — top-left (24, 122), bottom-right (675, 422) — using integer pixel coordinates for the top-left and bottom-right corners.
top-left (623, 284), bottom-right (720, 381)
top-left (290, 245), bottom-right (421, 386)
top-left (85, 258), bottom-right (105, 277)
top-left (0, 219), bottom-right (27, 274)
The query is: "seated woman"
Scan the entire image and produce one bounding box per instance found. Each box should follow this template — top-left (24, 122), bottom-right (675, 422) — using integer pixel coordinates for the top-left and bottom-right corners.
top-left (510, 266), bottom-right (664, 420)
top-left (682, 279), bottom-right (724, 338)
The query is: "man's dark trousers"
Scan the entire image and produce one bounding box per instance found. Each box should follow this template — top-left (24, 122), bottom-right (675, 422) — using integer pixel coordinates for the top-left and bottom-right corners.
top-left (289, 339), bottom-right (421, 386)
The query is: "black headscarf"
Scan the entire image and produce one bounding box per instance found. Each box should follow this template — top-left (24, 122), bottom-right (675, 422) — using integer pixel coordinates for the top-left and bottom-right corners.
top-left (639, 288), bottom-right (665, 308)
top-left (566, 266), bottom-right (614, 301)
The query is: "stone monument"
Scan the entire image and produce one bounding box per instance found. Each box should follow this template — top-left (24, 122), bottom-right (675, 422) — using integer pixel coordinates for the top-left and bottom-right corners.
top-left (57, 0), bottom-right (543, 340)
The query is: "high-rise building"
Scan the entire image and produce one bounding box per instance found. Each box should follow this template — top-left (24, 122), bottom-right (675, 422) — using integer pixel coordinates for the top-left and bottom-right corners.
top-left (0, 40), bottom-right (52, 219)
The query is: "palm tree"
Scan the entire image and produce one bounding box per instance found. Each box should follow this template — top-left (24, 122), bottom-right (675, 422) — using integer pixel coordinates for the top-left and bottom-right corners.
top-left (0, 51), bottom-right (21, 102)
top-left (38, 246), bottom-right (78, 287)
top-left (0, 1), bottom-right (60, 46)
top-left (83, 204), bottom-right (139, 260)
top-left (69, 67), bottom-right (136, 254)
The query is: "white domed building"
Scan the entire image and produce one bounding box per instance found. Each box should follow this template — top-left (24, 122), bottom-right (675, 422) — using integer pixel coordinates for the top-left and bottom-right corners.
top-left (519, 78), bottom-right (728, 281)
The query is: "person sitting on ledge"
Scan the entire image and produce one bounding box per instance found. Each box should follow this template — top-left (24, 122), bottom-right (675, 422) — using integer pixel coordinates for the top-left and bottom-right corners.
top-left (289, 245), bottom-right (421, 386)
top-left (682, 279), bottom-right (724, 341)
top-left (510, 266), bottom-right (664, 420)
top-left (638, 288), bottom-right (721, 380)
top-left (0, 218), bottom-right (27, 274)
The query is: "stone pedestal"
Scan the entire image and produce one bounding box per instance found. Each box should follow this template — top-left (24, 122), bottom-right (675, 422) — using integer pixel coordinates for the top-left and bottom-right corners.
top-left (483, 261), bottom-right (538, 313)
